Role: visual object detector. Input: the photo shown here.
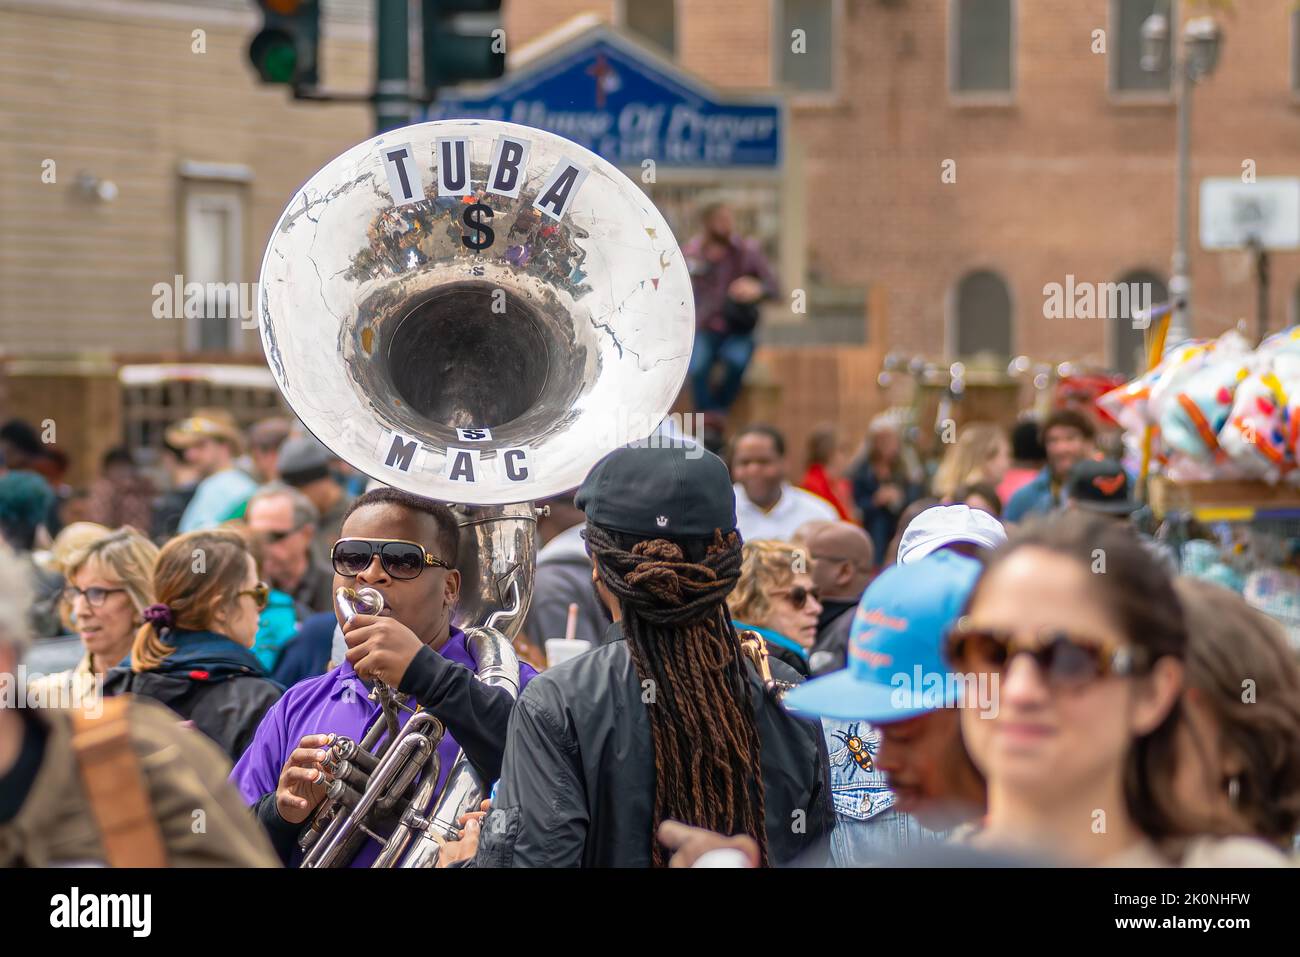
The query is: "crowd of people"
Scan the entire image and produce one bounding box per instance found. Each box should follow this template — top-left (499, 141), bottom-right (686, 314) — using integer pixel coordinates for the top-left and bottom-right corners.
top-left (1, 399), bottom-right (1299, 870)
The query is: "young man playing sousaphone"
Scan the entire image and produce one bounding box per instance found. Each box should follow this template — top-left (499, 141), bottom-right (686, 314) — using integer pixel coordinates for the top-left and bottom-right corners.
top-left (231, 487), bottom-right (537, 866)
top-left (469, 443), bottom-right (833, 867)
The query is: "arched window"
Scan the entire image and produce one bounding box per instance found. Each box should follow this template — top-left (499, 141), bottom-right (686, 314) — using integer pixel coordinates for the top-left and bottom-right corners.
top-left (954, 270), bottom-right (1013, 358)
top-left (1111, 270), bottom-right (1167, 379)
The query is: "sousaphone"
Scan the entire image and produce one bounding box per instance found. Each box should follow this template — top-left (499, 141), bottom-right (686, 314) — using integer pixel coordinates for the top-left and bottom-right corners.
top-left (257, 120), bottom-right (694, 866)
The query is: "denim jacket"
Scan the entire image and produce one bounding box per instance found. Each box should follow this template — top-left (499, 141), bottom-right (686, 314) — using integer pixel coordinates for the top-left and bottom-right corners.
top-left (823, 718), bottom-right (940, 866)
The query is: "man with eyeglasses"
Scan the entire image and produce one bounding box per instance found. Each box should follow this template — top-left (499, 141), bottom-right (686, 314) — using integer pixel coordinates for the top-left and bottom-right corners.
top-left (245, 484), bottom-right (333, 619)
top-left (230, 486), bottom-right (538, 866)
top-left (794, 521), bottom-right (875, 677)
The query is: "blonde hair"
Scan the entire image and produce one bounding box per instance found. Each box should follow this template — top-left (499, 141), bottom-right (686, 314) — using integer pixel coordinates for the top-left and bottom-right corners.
top-left (131, 529), bottom-right (253, 672)
top-left (48, 522), bottom-right (111, 575)
top-left (64, 527), bottom-right (159, 625)
top-left (932, 423), bottom-right (1007, 500)
top-left (729, 539), bottom-right (807, 625)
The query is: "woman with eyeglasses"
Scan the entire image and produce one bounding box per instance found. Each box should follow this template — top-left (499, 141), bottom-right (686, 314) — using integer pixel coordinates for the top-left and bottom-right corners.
top-left (104, 529), bottom-right (282, 762)
top-left (729, 539), bottom-right (823, 678)
top-left (28, 527), bottom-right (157, 703)
top-left (948, 511), bottom-right (1287, 866)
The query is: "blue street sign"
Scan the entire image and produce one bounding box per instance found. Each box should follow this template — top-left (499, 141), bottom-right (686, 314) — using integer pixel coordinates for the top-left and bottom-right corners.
top-left (424, 24), bottom-right (782, 169)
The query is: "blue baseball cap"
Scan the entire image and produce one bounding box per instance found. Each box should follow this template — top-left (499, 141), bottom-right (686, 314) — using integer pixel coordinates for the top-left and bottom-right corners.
top-left (783, 550), bottom-right (982, 723)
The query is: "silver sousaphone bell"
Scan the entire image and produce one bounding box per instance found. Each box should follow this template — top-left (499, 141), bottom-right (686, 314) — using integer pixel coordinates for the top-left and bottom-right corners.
top-left (259, 120), bottom-right (694, 866)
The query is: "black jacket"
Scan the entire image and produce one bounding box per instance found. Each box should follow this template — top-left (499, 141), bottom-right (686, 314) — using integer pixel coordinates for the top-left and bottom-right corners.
top-left (475, 621), bottom-right (833, 868)
top-left (104, 629), bottom-right (283, 762)
top-left (808, 599), bottom-right (858, 676)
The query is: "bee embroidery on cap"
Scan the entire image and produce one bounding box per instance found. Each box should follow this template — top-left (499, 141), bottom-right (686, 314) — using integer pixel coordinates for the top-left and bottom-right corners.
top-left (656, 515), bottom-right (669, 528)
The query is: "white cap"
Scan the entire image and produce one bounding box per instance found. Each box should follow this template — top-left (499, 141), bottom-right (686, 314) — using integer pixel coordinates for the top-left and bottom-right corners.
top-left (897, 504), bottom-right (1007, 565)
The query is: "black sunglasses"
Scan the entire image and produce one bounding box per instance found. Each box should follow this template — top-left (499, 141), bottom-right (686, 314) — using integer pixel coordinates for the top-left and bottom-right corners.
top-left (331, 538), bottom-right (450, 581)
top-left (778, 584), bottom-right (821, 610)
top-left (946, 622), bottom-right (1146, 690)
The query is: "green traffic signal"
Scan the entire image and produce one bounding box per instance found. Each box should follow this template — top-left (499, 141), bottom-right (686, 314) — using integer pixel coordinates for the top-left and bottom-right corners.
top-left (248, 0), bottom-right (318, 87)
top-left (249, 28), bottom-right (298, 84)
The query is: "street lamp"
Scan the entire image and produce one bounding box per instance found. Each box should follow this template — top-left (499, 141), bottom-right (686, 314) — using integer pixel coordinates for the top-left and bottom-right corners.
top-left (1142, 9), bottom-right (1223, 346)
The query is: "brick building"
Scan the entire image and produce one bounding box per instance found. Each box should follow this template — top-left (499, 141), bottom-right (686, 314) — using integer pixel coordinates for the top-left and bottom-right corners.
top-left (3, 0), bottom-right (1300, 480)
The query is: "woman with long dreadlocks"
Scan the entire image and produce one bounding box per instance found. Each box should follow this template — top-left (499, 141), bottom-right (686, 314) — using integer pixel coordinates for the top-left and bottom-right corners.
top-left (473, 444), bottom-right (833, 867)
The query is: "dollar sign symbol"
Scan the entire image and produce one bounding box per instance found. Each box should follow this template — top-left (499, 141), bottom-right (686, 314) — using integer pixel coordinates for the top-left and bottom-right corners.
top-left (461, 202), bottom-right (495, 251)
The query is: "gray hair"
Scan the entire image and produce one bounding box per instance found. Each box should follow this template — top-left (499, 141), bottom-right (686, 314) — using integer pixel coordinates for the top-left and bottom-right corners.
top-left (0, 542), bottom-right (34, 652)
top-left (247, 482), bottom-right (319, 530)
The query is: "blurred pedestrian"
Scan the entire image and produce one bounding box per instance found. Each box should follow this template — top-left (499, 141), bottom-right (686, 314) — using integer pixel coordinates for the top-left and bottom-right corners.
top-left (277, 434), bottom-right (353, 570)
top-left (850, 415), bottom-right (925, 562)
top-left (0, 419), bottom-right (64, 537)
top-left (950, 482), bottom-right (1002, 518)
top-left (243, 484), bottom-right (334, 675)
top-left (1171, 579), bottom-right (1300, 852)
top-left (246, 417), bottom-right (293, 484)
top-left (729, 539), bottom-right (822, 678)
top-left (785, 552), bottom-right (986, 864)
top-left (895, 503), bottom-right (1007, 565)
top-left (0, 544), bottom-right (279, 867)
top-left (150, 441), bottom-right (200, 542)
top-left (931, 423), bottom-right (1011, 502)
top-left (244, 483), bottom-right (332, 618)
top-left (168, 410), bottom-right (258, 533)
top-left (949, 512), bottom-right (1287, 865)
top-left (86, 447), bottom-right (155, 532)
top-left (794, 520), bottom-right (874, 676)
top-left (1002, 410), bottom-right (1095, 523)
top-left (1063, 457), bottom-right (1177, 573)
top-left (684, 202), bottom-right (779, 415)
top-left (799, 425), bottom-right (855, 521)
top-left (731, 425), bottom-right (837, 542)
top-left (526, 491), bottom-right (606, 651)
top-left (880, 496), bottom-right (939, 567)
top-left (997, 419), bottom-right (1047, 507)
top-left (0, 470), bottom-right (61, 637)
top-left (104, 529), bottom-right (282, 761)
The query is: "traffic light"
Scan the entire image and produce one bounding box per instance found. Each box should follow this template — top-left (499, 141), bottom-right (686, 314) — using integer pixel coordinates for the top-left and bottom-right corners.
top-left (422, 0), bottom-right (505, 96)
top-left (248, 0), bottom-right (320, 87)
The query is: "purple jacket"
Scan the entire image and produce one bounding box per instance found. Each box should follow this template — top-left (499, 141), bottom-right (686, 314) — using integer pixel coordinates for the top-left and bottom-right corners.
top-left (231, 626), bottom-right (537, 867)
top-left (682, 232), bottom-right (779, 335)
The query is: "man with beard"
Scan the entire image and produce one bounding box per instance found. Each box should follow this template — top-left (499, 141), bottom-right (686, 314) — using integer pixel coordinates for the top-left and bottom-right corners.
top-left (231, 487), bottom-right (538, 866)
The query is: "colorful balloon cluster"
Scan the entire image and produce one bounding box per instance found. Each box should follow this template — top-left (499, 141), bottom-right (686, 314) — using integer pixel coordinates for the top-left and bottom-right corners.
top-left (1099, 327), bottom-right (1300, 483)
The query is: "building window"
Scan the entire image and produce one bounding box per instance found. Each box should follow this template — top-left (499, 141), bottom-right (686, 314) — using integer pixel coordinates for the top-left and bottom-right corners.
top-left (954, 270), bottom-right (1013, 358)
top-left (623, 0), bottom-right (676, 56)
top-left (1110, 271), bottom-right (1167, 379)
top-left (1112, 0), bottom-right (1174, 94)
top-left (950, 0), bottom-right (1014, 95)
top-left (183, 188), bottom-right (246, 353)
top-left (776, 0), bottom-right (835, 93)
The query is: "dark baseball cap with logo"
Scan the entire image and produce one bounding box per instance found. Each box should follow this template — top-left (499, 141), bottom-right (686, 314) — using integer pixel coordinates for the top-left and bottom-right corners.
top-left (575, 443), bottom-right (736, 539)
top-left (1066, 458), bottom-right (1138, 515)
